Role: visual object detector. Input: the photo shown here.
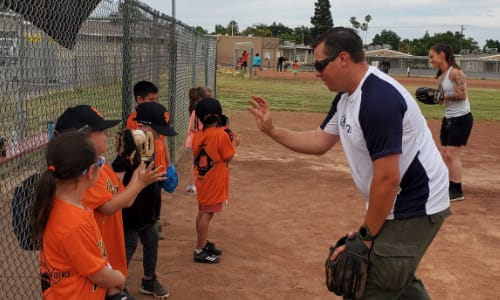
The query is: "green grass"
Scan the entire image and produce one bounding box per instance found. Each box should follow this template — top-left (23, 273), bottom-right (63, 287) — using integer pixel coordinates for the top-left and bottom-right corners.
top-left (217, 74), bottom-right (500, 121)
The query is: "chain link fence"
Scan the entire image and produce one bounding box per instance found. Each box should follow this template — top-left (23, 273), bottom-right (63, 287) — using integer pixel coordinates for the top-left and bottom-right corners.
top-left (0, 0), bottom-right (216, 298)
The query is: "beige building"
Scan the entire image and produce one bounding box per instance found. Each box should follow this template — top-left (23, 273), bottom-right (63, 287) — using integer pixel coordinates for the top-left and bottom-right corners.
top-left (215, 35), bottom-right (280, 69)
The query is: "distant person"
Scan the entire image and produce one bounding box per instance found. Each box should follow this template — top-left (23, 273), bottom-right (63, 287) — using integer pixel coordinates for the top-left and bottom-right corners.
top-left (378, 59), bottom-right (390, 74)
top-left (253, 53), bottom-right (262, 76)
top-left (283, 58), bottom-right (289, 72)
top-left (292, 60), bottom-right (299, 76)
top-left (429, 43), bottom-right (473, 202)
top-left (185, 86), bottom-right (213, 195)
top-left (407, 65), bottom-right (411, 77)
top-left (277, 56), bottom-right (284, 72)
top-left (241, 50), bottom-right (249, 72)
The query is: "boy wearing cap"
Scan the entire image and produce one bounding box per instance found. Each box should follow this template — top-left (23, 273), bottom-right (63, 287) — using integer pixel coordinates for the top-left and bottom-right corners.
top-left (55, 105), bottom-right (165, 300)
top-left (126, 81), bottom-right (171, 240)
top-left (191, 98), bottom-right (239, 263)
top-left (121, 102), bottom-right (176, 299)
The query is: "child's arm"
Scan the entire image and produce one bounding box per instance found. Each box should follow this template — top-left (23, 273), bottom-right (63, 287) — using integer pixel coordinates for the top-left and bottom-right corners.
top-left (88, 266), bottom-right (125, 289)
top-left (97, 162), bottom-right (166, 215)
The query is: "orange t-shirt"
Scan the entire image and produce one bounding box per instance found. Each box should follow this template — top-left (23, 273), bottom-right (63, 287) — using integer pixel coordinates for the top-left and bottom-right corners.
top-left (192, 127), bottom-right (235, 205)
top-left (83, 163), bottom-right (127, 276)
top-left (126, 111), bottom-right (168, 173)
top-left (40, 198), bottom-right (108, 300)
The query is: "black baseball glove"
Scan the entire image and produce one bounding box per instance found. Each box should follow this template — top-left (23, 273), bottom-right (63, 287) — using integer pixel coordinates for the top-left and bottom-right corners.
top-left (325, 232), bottom-right (370, 299)
top-left (415, 86), bottom-right (444, 105)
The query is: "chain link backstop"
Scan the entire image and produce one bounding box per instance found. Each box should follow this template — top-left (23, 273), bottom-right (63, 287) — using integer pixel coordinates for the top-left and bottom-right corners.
top-left (0, 0), bottom-right (216, 298)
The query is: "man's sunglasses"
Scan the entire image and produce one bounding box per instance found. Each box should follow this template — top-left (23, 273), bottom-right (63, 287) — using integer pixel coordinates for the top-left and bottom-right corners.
top-left (313, 53), bottom-right (340, 73)
top-left (82, 156), bottom-right (106, 175)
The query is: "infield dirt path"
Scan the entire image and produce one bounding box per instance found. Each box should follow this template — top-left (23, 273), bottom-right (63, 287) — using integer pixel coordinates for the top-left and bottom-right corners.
top-left (128, 91), bottom-right (500, 300)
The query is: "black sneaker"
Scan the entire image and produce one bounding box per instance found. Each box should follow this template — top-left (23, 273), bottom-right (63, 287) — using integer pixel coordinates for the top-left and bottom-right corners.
top-left (204, 240), bottom-right (222, 256)
top-left (106, 291), bottom-right (135, 300)
top-left (140, 276), bottom-right (170, 299)
top-left (193, 249), bottom-right (219, 263)
top-left (450, 191), bottom-right (464, 202)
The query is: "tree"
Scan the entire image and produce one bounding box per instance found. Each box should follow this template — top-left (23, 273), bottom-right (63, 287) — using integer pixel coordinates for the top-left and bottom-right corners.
top-left (212, 24), bottom-right (227, 35)
top-left (227, 20), bottom-right (239, 36)
top-left (349, 17), bottom-right (360, 30)
top-left (269, 22), bottom-right (293, 38)
top-left (371, 29), bottom-right (401, 50)
top-left (117, 0), bottom-right (143, 19)
top-left (194, 26), bottom-right (208, 34)
top-left (484, 39), bottom-right (500, 52)
top-left (242, 24), bottom-right (272, 37)
top-left (294, 26), bottom-right (313, 45)
top-left (360, 15), bottom-right (372, 44)
top-left (310, 0), bottom-right (333, 40)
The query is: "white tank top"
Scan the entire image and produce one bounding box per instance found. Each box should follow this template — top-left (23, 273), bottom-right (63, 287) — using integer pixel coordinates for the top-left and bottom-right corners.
top-left (441, 67), bottom-right (471, 118)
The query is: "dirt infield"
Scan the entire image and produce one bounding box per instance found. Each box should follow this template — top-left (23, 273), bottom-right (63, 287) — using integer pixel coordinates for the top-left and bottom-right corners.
top-left (127, 108), bottom-right (500, 299)
top-left (253, 69), bottom-right (500, 89)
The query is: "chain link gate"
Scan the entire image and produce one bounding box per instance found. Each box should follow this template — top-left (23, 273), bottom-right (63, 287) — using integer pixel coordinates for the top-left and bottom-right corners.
top-left (0, 0), bottom-right (216, 298)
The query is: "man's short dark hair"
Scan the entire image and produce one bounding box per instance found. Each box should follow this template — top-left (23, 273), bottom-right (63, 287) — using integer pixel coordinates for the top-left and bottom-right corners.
top-left (133, 81), bottom-right (159, 99)
top-left (311, 27), bottom-right (365, 63)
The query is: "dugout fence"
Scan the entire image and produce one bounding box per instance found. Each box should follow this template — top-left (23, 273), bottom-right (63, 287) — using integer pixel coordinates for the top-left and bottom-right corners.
top-left (0, 1), bottom-right (216, 298)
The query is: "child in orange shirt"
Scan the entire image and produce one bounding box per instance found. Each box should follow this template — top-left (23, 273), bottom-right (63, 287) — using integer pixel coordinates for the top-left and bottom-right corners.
top-left (55, 105), bottom-right (164, 299)
top-left (191, 98), bottom-right (239, 263)
top-left (185, 86), bottom-right (213, 195)
top-left (32, 131), bottom-right (125, 300)
top-left (292, 60), bottom-right (299, 75)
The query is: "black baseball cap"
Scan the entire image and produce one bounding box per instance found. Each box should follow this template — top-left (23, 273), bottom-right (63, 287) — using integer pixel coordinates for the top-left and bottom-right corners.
top-left (195, 98), bottom-right (222, 123)
top-left (135, 102), bottom-right (177, 136)
top-left (55, 105), bottom-right (120, 133)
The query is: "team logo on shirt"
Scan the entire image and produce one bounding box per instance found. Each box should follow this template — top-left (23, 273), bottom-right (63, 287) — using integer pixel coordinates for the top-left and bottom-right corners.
top-left (340, 114), bottom-right (352, 133)
top-left (106, 178), bottom-right (120, 196)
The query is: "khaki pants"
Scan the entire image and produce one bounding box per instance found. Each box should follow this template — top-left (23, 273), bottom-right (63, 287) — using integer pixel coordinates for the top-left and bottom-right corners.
top-left (362, 208), bottom-right (451, 300)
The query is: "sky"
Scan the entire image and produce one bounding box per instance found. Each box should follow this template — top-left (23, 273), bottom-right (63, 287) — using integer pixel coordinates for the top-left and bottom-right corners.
top-left (140, 0), bottom-right (500, 48)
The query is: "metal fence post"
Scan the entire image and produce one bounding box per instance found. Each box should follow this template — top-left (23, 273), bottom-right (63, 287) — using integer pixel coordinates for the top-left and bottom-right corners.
top-left (167, 20), bottom-right (177, 161)
top-left (121, 0), bottom-right (133, 125)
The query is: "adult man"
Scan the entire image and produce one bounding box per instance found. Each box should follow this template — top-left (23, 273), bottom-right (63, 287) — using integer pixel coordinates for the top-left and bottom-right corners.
top-left (248, 27), bottom-right (450, 299)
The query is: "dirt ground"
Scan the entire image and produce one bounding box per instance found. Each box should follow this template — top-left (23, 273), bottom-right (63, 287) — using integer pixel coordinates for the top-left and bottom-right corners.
top-left (127, 74), bottom-right (500, 300)
top-left (253, 69), bottom-right (500, 89)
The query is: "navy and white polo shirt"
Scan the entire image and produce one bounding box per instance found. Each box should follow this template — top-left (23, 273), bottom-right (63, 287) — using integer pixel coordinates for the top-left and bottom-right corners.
top-left (320, 66), bottom-right (449, 220)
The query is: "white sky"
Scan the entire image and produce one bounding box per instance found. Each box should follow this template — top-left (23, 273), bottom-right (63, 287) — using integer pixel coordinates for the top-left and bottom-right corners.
top-left (141, 0), bottom-right (500, 48)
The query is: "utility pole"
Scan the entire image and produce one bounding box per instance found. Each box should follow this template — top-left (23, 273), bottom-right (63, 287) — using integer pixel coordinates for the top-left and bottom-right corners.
top-left (460, 24), bottom-right (464, 53)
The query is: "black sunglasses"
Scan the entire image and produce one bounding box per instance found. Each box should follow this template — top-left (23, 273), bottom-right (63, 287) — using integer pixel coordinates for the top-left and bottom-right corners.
top-left (314, 54), bottom-right (339, 73)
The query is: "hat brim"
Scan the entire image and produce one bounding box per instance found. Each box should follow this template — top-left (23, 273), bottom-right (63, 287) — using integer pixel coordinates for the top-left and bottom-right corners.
top-left (152, 124), bottom-right (177, 136)
top-left (95, 120), bottom-right (121, 131)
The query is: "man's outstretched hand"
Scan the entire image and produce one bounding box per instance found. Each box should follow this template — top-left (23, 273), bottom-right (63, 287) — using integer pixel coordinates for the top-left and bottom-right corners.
top-left (247, 95), bottom-right (274, 135)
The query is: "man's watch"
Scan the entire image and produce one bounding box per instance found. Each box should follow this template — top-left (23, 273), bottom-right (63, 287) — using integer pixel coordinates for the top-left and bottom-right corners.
top-left (359, 226), bottom-right (377, 241)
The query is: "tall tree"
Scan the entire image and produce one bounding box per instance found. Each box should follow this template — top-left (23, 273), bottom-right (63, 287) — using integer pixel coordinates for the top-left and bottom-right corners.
top-left (360, 15), bottom-right (372, 44)
top-left (310, 0), bottom-right (333, 40)
top-left (349, 17), bottom-right (360, 30)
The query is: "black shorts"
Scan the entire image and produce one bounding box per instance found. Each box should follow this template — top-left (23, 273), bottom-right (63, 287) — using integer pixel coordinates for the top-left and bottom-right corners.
top-left (440, 112), bottom-right (473, 146)
top-left (242, 61), bottom-right (247, 67)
